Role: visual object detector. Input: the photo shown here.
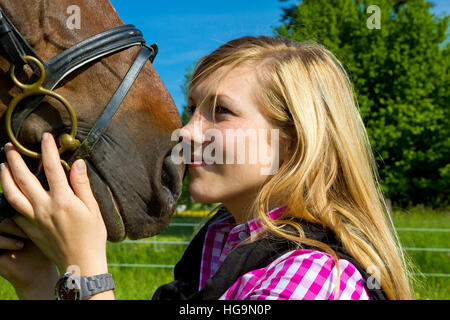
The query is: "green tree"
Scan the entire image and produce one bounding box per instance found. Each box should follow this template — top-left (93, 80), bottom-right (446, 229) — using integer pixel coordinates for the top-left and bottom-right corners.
top-left (180, 66), bottom-right (194, 125)
top-left (276, 0), bottom-right (449, 207)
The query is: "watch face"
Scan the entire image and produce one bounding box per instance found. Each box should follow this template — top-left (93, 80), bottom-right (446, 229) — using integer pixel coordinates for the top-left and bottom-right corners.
top-left (56, 275), bottom-right (80, 300)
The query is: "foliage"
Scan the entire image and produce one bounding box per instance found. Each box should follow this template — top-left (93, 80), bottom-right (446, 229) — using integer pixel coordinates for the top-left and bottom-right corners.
top-left (276, 0), bottom-right (449, 207)
top-left (180, 65), bottom-right (194, 126)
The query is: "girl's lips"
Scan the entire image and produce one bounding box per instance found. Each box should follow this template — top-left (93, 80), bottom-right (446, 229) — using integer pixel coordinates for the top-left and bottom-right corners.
top-left (188, 161), bottom-right (208, 168)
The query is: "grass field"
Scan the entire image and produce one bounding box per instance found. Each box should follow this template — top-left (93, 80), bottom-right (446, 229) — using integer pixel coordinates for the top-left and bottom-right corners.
top-left (0, 206), bottom-right (448, 300)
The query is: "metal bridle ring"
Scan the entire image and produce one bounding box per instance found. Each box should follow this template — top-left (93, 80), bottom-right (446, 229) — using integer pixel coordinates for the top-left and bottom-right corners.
top-left (5, 55), bottom-right (81, 171)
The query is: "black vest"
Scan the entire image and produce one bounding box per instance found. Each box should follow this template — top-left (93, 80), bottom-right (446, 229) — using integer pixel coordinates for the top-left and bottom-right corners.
top-left (153, 207), bottom-right (387, 300)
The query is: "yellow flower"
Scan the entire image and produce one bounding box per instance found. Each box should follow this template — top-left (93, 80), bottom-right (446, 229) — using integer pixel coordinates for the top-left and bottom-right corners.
top-left (174, 210), bottom-right (210, 218)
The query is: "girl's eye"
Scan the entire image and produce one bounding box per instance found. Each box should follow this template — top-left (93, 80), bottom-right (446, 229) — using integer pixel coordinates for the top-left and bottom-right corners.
top-left (215, 105), bottom-right (231, 115)
top-left (188, 105), bottom-right (196, 115)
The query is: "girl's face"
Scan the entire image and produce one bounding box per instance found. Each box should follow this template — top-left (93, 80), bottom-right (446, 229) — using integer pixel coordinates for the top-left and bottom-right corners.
top-left (181, 65), bottom-right (285, 221)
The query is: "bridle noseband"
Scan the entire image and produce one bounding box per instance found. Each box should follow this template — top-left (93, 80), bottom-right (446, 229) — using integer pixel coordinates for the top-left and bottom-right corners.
top-left (0, 7), bottom-right (158, 221)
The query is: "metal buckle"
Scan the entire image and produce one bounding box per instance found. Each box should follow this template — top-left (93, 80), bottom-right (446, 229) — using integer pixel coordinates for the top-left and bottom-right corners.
top-left (5, 55), bottom-right (81, 172)
top-left (142, 43), bottom-right (158, 63)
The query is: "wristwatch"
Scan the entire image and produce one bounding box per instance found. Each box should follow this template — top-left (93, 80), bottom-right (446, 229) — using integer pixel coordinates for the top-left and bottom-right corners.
top-left (55, 272), bottom-right (115, 300)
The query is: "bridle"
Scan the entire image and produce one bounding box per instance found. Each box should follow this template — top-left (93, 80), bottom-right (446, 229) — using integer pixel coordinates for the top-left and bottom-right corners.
top-left (0, 7), bottom-right (157, 221)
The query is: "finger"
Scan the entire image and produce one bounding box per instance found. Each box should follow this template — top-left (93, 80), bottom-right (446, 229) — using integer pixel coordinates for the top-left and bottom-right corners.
top-left (41, 133), bottom-right (71, 194)
top-left (0, 235), bottom-right (24, 250)
top-left (0, 218), bottom-right (28, 238)
top-left (69, 160), bottom-right (100, 214)
top-left (12, 214), bottom-right (35, 237)
top-left (4, 143), bottom-right (49, 205)
top-left (0, 162), bottom-right (35, 219)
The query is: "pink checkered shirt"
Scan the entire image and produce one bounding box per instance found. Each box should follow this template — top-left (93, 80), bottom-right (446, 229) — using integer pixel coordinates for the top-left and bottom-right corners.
top-left (199, 206), bottom-right (371, 300)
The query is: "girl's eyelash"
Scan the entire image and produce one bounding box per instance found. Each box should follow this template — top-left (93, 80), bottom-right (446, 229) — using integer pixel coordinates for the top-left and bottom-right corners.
top-left (187, 104), bottom-right (232, 116)
top-left (214, 105), bottom-right (231, 115)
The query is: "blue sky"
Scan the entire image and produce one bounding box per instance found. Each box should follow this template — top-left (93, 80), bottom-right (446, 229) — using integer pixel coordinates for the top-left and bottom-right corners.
top-left (109, 0), bottom-right (449, 114)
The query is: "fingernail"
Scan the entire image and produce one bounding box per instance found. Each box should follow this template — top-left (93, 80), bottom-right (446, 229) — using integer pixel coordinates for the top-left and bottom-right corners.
top-left (16, 241), bottom-right (24, 248)
top-left (42, 132), bottom-right (50, 141)
top-left (73, 159), bottom-right (86, 173)
top-left (0, 162), bottom-right (6, 171)
top-left (4, 143), bottom-right (13, 151)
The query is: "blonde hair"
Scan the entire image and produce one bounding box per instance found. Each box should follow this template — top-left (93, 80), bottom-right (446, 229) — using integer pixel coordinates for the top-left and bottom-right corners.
top-left (189, 36), bottom-right (413, 300)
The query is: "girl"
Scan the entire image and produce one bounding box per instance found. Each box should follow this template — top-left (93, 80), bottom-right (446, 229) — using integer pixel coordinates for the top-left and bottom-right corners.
top-left (0, 36), bottom-right (412, 300)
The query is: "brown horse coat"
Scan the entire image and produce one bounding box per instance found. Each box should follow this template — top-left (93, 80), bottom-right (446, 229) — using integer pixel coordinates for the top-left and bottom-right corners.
top-left (0, 0), bottom-right (185, 241)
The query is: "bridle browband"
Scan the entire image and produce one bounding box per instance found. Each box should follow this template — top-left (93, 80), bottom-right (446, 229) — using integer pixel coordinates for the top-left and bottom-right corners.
top-left (0, 7), bottom-right (158, 221)
top-left (10, 24), bottom-right (157, 140)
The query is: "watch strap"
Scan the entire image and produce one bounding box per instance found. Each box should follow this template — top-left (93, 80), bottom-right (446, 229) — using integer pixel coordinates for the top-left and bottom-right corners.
top-left (79, 273), bottom-right (115, 300)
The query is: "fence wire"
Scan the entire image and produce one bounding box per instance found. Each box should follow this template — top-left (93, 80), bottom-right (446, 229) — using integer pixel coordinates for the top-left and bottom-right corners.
top-left (109, 225), bottom-right (450, 277)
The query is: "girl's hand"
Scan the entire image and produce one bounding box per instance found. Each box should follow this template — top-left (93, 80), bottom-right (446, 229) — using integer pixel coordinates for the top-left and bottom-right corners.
top-left (0, 132), bottom-right (108, 278)
top-left (0, 218), bottom-right (58, 300)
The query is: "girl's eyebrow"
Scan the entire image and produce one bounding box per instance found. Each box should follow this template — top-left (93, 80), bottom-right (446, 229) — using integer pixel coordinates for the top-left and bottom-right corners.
top-left (188, 88), bottom-right (235, 107)
top-left (215, 93), bottom-right (234, 103)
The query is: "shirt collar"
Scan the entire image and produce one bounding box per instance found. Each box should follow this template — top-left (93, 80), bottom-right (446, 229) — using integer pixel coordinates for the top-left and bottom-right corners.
top-left (217, 205), bottom-right (288, 242)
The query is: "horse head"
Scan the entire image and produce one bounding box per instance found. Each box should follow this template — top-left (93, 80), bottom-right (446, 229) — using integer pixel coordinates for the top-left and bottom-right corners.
top-left (0, 0), bottom-right (185, 241)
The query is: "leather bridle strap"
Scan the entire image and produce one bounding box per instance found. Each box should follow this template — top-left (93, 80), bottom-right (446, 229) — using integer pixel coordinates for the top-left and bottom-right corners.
top-left (44, 25), bottom-right (153, 90)
top-left (0, 8), bottom-right (158, 222)
top-left (10, 24), bottom-right (155, 136)
top-left (0, 9), bottom-right (41, 67)
top-left (66, 45), bottom-right (154, 166)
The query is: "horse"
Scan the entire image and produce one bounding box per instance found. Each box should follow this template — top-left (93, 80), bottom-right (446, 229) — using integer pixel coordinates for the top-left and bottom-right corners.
top-left (0, 0), bottom-right (185, 242)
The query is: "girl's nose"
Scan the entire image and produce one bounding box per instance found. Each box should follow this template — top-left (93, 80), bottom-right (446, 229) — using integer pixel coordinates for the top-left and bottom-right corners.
top-left (180, 116), bottom-right (209, 145)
